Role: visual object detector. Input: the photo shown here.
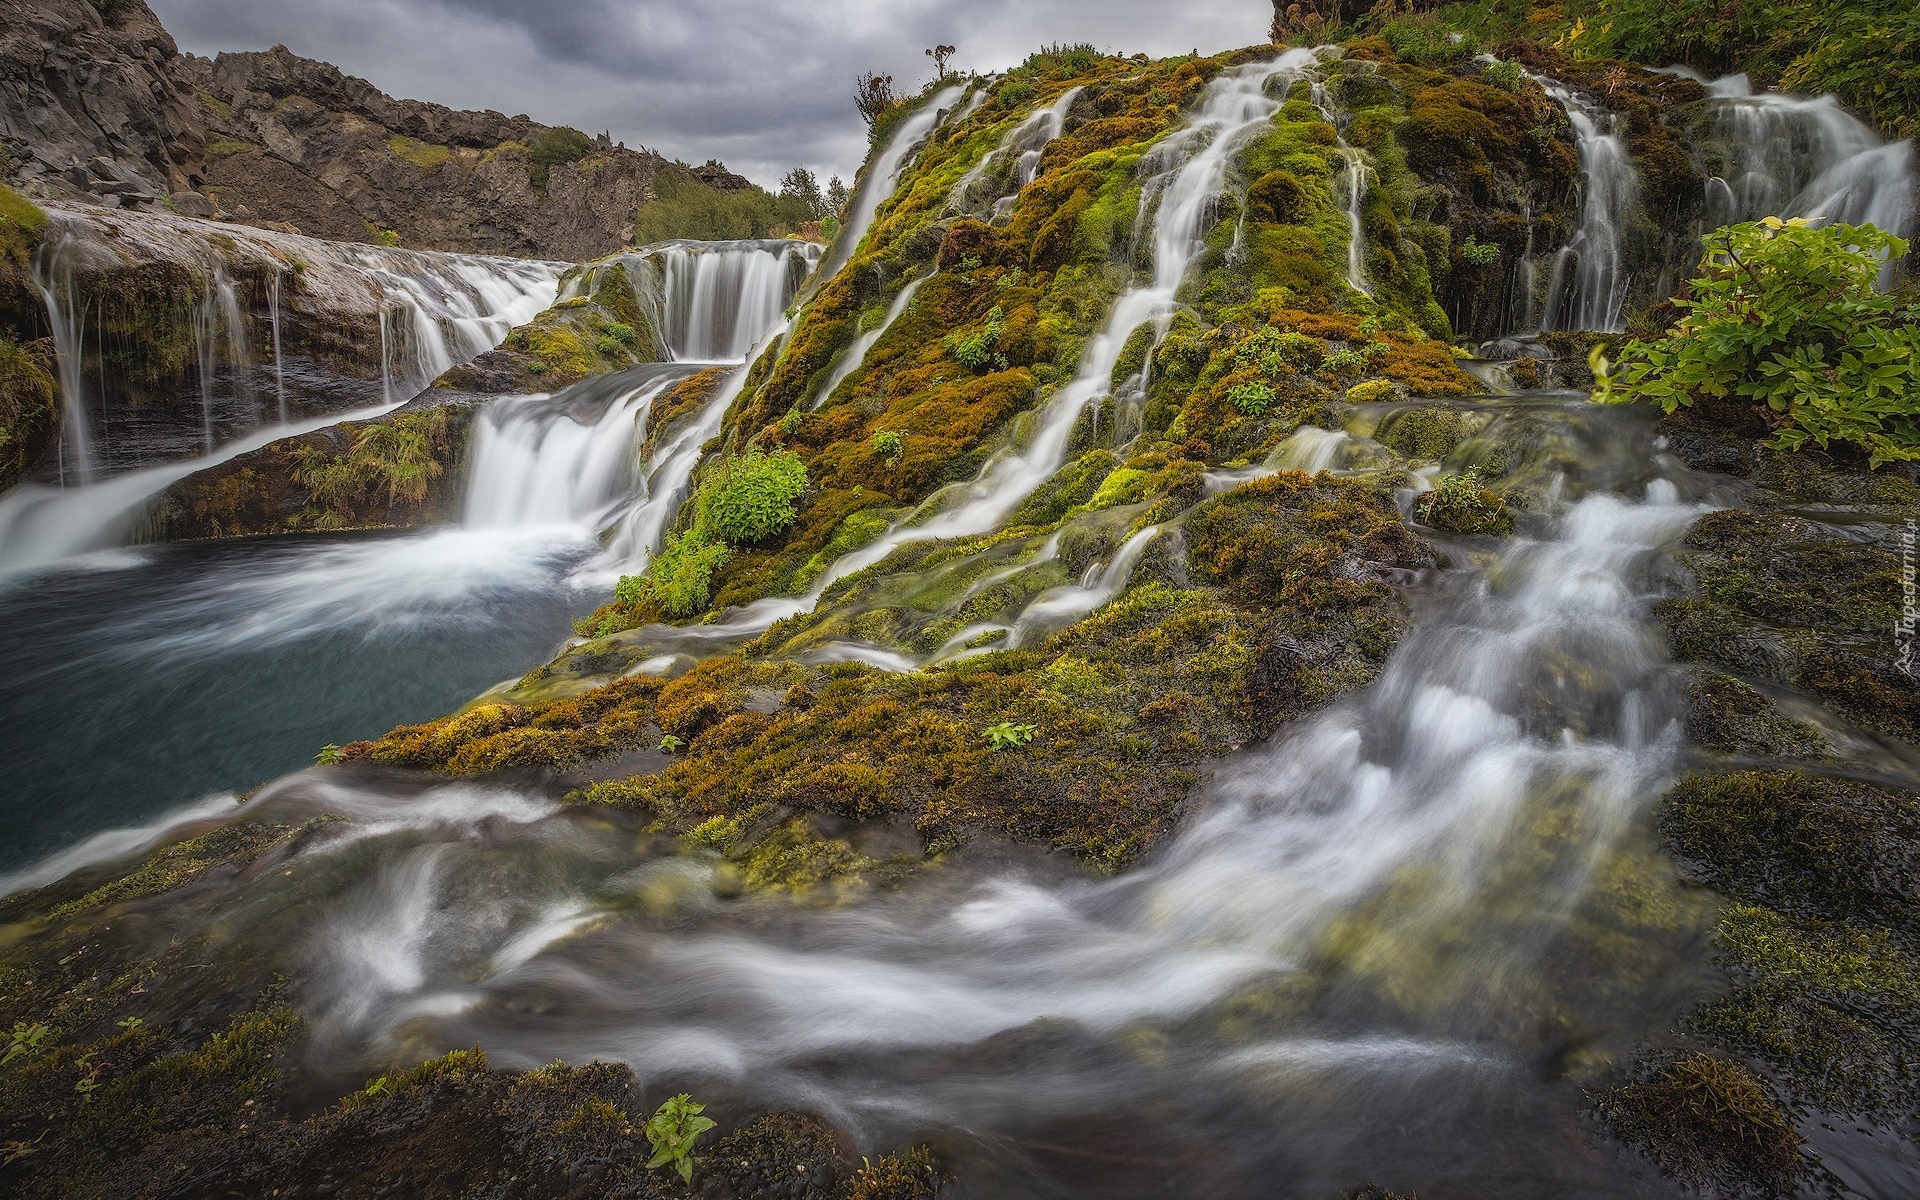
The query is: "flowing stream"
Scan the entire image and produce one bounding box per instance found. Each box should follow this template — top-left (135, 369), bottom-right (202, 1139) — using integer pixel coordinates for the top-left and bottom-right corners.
top-left (1537, 79), bottom-right (1640, 333)
top-left (6, 396), bottom-right (1729, 1197)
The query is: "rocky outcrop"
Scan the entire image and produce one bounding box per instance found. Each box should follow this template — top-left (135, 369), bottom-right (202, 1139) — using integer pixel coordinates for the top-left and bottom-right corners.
top-left (0, 1), bottom-right (753, 260)
top-left (172, 47), bottom-right (751, 260)
top-left (0, 0), bottom-right (206, 203)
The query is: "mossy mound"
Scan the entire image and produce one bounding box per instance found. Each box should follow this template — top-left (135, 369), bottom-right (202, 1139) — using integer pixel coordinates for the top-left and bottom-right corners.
top-left (0, 333), bottom-right (58, 492)
top-left (1593, 1049), bottom-right (1806, 1196)
top-left (1656, 509), bottom-right (1913, 744)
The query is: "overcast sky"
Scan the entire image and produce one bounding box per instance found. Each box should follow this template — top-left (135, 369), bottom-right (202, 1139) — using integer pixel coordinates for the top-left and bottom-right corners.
top-left (147, 0), bottom-right (1269, 189)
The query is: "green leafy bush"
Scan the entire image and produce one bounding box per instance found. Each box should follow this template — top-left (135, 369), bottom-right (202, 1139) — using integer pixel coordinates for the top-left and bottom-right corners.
top-left (1461, 235), bottom-right (1502, 266)
top-left (984, 722), bottom-right (1038, 750)
top-left (624, 528), bottom-right (731, 616)
top-left (697, 449), bottom-right (809, 543)
top-left (1481, 59), bottom-right (1526, 92)
top-left (1414, 468), bottom-right (1515, 535)
top-left (1227, 381), bottom-right (1278, 414)
top-left (528, 126), bottom-right (594, 191)
top-left (644, 1093), bottom-right (716, 1184)
top-left (870, 429), bottom-right (904, 460)
top-left (1597, 218), bottom-right (1920, 466)
top-left (944, 307), bottom-right (1008, 370)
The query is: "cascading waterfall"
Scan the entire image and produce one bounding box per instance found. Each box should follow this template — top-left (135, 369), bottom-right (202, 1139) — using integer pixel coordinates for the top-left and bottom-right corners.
top-left (813, 52), bottom-right (1326, 597)
top-left (20, 203), bottom-right (560, 484)
top-left (812, 84), bottom-right (972, 288)
top-left (810, 273), bottom-right (931, 409)
top-left (1690, 73), bottom-right (1916, 284)
top-left (1538, 78), bottom-right (1640, 333)
top-left (571, 241), bottom-right (819, 362)
top-left (947, 85), bottom-right (1085, 221)
top-left (462, 364), bottom-right (707, 533)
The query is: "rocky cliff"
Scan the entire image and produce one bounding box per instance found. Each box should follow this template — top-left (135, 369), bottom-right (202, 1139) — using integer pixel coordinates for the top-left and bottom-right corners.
top-left (0, 0), bottom-right (753, 260)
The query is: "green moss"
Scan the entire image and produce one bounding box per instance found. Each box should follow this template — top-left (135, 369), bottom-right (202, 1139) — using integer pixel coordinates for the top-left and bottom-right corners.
top-left (387, 134), bottom-right (453, 171)
top-left (0, 184), bottom-right (48, 268)
top-left (0, 335), bottom-right (57, 492)
top-left (1592, 1050), bottom-right (1805, 1194)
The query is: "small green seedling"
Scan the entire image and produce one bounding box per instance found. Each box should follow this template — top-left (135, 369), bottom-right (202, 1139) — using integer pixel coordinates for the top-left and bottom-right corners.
top-left (315, 744), bottom-right (344, 766)
top-left (659, 735), bottom-right (686, 754)
top-left (984, 722), bottom-right (1038, 750)
top-left (3, 1022), bottom-right (48, 1068)
top-left (644, 1092), bottom-right (717, 1184)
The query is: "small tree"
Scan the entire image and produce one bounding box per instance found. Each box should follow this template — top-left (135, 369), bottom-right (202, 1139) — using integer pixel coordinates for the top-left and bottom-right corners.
top-left (855, 72), bottom-right (897, 130)
top-left (826, 176), bottom-right (850, 217)
top-left (926, 44), bottom-right (957, 78)
top-left (779, 167), bottom-right (826, 220)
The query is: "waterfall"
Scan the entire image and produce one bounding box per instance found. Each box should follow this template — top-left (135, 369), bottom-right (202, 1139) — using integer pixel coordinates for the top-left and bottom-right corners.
top-left (462, 365), bottom-right (705, 532)
top-left (1537, 79), bottom-right (1640, 333)
top-left (0, 399), bottom-right (404, 577)
top-left (811, 52), bottom-right (1327, 596)
top-left (947, 85), bottom-right (1085, 221)
top-left (21, 204), bottom-right (561, 483)
top-left (1692, 73), bottom-right (1915, 283)
top-left (30, 223), bottom-right (94, 485)
top-left (573, 241), bottom-right (820, 363)
top-left (257, 406), bottom-right (1707, 1166)
top-left (811, 273), bottom-right (931, 409)
top-left (1310, 81), bottom-right (1373, 296)
top-left (813, 84), bottom-right (972, 288)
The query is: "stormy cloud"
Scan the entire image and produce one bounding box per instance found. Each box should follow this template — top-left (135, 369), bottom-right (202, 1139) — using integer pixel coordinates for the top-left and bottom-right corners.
top-left (146, 0), bottom-right (1268, 187)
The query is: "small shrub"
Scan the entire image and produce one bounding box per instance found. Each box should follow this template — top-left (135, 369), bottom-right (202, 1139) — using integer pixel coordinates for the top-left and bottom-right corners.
top-left (1227, 381), bottom-right (1277, 415)
top-left (697, 449), bottom-right (809, 544)
top-left (603, 322), bottom-right (639, 346)
top-left (870, 429), bottom-right (904, 461)
top-left (944, 307), bottom-right (1008, 371)
top-left (1461, 235), bottom-right (1501, 266)
top-left (528, 126), bottom-right (594, 191)
top-left (4, 1021), bottom-right (48, 1068)
top-left (1481, 59), bottom-right (1526, 92)
top-left (1597, 218), bottom-right (1920, 466)
top-left (635, 529), bottom-right (731, 616)
top-left (984, 722), bottom-right (1038, 750)
top-left (1235, 326), bottom-right (1322, 375)
top-left (644, 1093), bottom-right (716, 1184)
top-left (1415, 468), bottom-right (1515, 535)
top-left (314, 744), bottom-right (344, 766)
top-left (997, 79), bottom-right (1035, 110)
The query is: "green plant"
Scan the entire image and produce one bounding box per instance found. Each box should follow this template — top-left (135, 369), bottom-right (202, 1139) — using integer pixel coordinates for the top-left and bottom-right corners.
top-left (634, 172), bottom-right (818, 243)
top-left (1414, 468), bottom-right (1515, 535)
top-left (1235, 326), bottom-right (1322, 375)
top-left (527, 358), bottom-right (548, 375)
top-left (659, 734), bottom-right (685, 754)
top-left (1461, 235), bottom-right (1502, 266)
top-left (371, 227), bottom-right (402, 248)
top-left (697, 449), bottom-right (809, 543)
top-left (997, 79), bottom-right (1035, 110)
top-left (631, 528), bottom-right (732, 616)
top-left (1596, 218), bottom-right (1920, 466)
top-left (944, 306), bottom-right (1008, 371)
top-left (3, 1021), bottom-right (48, 1068)
top-left (870, 429), bottom-right (904, 461)
top-left (779, 410), bottom-right (804, 437)
top-left (315, 744), bottom-right (344, 765)
top-left (1481, 59), bottom-right (1526, 92)
top-left (644, 1093), bottom-right (716, 1184)
top-left (353, 411), bottom-right (447, 506)
top-left (1227, 381), bottom-right (1277, 415)
top-left (528, 126), bottom-right (594, 191)
top-left (984, 722), bottom-right (1038, 750)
